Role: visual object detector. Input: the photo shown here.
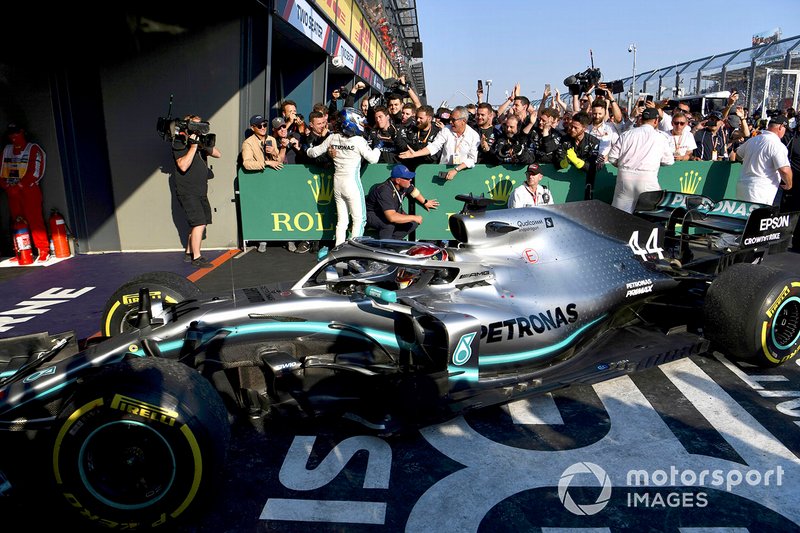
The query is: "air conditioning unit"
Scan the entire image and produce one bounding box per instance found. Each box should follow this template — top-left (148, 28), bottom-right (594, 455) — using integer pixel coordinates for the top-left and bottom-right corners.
top-left (332, 56), bottom-right (344, 68)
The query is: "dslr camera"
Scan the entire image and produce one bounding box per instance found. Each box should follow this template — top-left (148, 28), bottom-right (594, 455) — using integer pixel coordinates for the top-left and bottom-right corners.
top-left (563, 67), bottom-right (602, 96)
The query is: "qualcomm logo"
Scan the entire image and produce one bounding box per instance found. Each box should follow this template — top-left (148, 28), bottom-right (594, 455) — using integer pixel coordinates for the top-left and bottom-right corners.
top-left (307, 173), bottom-right (334, 205)
top-left (484, 173), bottom-right (516, 205)
top-left (679, 170), bottom-right (703, 194)
top-left (558, 461), bottom-right (612, 515)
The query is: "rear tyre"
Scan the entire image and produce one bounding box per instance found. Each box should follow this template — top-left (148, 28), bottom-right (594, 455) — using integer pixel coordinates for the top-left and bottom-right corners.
top-left (704, 263), bottom-right (800, 367)
top-left (52, 357), bottom-right (230, 529)
top-left (101, 271), bottom-right (200, 336)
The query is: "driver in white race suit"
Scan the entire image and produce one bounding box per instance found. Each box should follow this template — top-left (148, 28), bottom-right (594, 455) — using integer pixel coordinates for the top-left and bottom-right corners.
top-left (307, 108), bottom-right (381, 247)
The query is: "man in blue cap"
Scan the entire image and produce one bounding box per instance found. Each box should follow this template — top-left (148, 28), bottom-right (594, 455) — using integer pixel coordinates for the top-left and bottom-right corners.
top-left (365, 164), bottom-right (439, 240)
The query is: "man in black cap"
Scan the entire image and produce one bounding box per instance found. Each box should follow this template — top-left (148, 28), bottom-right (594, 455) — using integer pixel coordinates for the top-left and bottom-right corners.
top-left (608, 107), bottom-right (674, 213)
top-left (693, 111), bottom-right (728, 161)
top-left (365, 164), bottom-right (439, 240)
top-left (241, 114), bottom-right (282, 171)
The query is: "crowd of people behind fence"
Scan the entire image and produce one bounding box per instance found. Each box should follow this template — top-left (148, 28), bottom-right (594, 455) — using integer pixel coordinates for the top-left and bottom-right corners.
top-left (240, 75), bottom-right (799, 254)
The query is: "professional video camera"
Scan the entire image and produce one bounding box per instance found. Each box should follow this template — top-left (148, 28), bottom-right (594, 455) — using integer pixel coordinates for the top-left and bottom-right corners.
top-left (563, 67), bottom-right (602, 96)
top-left (383, 77), bottom-right (410, 99)
top-left (155, 95), bottom-right (216, 150)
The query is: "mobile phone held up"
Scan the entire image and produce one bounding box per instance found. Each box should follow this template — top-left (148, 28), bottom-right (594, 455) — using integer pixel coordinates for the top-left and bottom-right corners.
top-left (478, 80), bottom-right (483, 92)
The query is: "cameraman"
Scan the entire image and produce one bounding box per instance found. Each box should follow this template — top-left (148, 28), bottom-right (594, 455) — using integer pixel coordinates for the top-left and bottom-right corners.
top-left (173, 114), bottom-right (221, 268)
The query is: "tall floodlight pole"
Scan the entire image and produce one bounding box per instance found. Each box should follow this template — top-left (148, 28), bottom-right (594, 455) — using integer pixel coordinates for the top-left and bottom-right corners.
top-left (486, 80), bottom-right (492, 105)
top-left (628, 43), bottom-right (637, 112)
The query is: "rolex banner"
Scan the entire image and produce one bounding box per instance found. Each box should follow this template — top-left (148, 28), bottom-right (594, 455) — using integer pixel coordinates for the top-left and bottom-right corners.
top-left (238, 162), bottom-right (741, 242)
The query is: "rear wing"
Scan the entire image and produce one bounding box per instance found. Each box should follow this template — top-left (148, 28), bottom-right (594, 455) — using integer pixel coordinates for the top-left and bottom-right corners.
top-left (635, 191), bottom-right (798, 252)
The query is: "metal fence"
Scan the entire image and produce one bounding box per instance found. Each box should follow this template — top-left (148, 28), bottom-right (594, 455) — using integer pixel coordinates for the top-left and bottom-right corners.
top-left (620, 35), bottom-right (800, 113)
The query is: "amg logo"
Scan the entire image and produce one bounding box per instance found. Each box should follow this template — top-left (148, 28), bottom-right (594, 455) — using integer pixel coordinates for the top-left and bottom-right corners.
top-left (459, 270), bottom-right (490, 279)
top-left (759, 215), bottom-right (790, 231)
top-left (111, 394), bottom-right (178, 426)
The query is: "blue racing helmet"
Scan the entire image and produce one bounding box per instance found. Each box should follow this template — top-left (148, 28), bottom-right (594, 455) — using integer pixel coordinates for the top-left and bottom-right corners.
top-left (340, 107), bottom-right (366, 137)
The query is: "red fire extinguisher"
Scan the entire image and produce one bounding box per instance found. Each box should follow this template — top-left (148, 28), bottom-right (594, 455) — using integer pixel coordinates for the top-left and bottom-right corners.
top-left (49, 209), bottom-right (71, 258)
top-left (13, 216), bottom-right (34, 265)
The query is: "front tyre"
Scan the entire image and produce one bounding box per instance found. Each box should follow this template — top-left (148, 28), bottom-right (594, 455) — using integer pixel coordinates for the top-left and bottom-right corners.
top-left (704, 263), bottom-right (800, 367)
top-left (52, 357), bottom-right (230, 529)
top-left (101, 271), bottom-right (200, 336)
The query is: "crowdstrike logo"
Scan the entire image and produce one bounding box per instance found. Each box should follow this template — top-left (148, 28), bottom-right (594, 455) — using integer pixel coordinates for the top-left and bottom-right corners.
top-left (558, 462), bottom-right (612, 515)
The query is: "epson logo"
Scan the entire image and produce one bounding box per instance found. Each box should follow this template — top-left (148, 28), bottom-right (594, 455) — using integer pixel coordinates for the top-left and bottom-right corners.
top-left (759, 215), bottom-right (790, 232)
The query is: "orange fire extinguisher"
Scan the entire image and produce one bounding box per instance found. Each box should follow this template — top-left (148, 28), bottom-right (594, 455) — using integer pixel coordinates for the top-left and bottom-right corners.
top-left (49, 209), bottom-right (71, 258)
top-left (12, 216), bottom-right (34, 265)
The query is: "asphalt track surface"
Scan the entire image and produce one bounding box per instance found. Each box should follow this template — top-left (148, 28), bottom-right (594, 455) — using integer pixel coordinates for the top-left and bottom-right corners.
top-left (1, 244), bottom-right (799, 532)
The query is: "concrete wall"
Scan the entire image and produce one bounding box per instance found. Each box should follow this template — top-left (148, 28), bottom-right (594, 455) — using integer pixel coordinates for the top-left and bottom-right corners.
top-left (102, 20), bottom-right (242, 252)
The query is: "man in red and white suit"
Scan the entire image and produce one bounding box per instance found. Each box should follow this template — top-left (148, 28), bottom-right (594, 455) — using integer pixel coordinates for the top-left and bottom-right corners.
top-left (0, 123), bottom-right (49, 262)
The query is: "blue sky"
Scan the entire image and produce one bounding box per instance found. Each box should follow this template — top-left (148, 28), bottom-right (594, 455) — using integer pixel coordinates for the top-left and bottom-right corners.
top-left (415, 0), bottom-right (800, 108)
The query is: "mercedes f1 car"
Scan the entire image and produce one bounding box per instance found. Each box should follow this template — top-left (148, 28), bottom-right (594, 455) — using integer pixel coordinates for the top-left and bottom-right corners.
top-left (0, 192), bottom-right (798, 529)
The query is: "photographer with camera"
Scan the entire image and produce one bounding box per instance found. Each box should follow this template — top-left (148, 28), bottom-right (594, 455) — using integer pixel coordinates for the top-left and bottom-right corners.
top-left (241, 114), bottom-right (282, 171)
top-left (172, 114), bottom-right (221, 268)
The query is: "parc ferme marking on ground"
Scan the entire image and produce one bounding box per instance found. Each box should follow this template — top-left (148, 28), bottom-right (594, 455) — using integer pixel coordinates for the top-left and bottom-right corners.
top-left (0, 287), bottom-right (95, 334)
top-left (261, 358), bottom-right (800, 529)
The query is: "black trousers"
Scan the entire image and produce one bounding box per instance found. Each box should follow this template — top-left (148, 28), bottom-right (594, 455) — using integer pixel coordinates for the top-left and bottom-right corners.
top-left (366, 211), bottom-right (418, 240)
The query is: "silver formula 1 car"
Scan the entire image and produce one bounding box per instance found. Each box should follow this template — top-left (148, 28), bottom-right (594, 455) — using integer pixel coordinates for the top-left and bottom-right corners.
top-left (1, 192), bottom-right (798, 529)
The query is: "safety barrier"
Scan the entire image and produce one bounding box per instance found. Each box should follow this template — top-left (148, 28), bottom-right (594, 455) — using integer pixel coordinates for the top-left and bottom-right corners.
top-left (238, 162), bottom-right (742, 242)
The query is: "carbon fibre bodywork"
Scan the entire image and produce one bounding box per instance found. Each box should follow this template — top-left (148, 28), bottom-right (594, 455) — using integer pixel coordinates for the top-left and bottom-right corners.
top-left (0, 194), bottom-right (798, 528)
top-left (0, 197), bottom-right (797, 433)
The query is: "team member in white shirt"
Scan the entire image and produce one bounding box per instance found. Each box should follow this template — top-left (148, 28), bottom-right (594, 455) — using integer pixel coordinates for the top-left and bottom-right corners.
top-left (508, 163), bottom-right (554, 207)
top-left (607, 107), bottom-right (674, 213)
top-left (668, 111), bottom-right (697, 161)
top-left (398, 106), bottom-right (479, 180)
top-left (735, 115), bottom-right (792, 205)
top-left (586, 99), bottom-right (620, 161)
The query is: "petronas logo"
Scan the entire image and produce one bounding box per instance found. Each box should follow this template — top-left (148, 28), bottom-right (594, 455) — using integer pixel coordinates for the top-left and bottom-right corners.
top-left (485, 173), bottom-right (516, 205)
top-left (307, 173), bottom-right (333, 205)
top-left (679, 170), bottom-right (703, 194)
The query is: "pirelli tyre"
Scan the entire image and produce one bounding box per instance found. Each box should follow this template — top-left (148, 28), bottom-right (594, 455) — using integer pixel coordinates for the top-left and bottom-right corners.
top-left (704, 263), bottom-right (800, 367)
top-left (101, 271), bottom-right (200, 336)
top-left (51, 357), bottom-right (230, 529)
